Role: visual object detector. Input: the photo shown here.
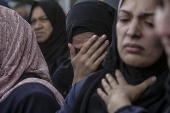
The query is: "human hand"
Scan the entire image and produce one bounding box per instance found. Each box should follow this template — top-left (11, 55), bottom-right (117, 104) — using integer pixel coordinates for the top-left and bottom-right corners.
top-left (97, 70), bottom-right (157, 113)
top-left (68, 35), bottom-right (109, 84)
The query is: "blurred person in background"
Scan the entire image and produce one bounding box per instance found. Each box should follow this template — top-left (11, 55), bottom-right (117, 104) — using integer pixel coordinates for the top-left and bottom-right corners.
top-left (29, 0), bottom-right (69, 77)
top-left (0, 0), bottom-right (9, 8)
top-left (13, 2), bottom-right (29, 21)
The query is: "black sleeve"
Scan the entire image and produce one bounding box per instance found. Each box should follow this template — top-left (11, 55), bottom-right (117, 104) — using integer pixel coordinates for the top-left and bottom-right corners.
top-left (52, 59), bottom-right (74, 98)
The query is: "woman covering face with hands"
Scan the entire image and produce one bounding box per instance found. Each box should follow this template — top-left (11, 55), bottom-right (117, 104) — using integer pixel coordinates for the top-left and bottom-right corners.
top-left (52, 1), bottom-right (115, 97)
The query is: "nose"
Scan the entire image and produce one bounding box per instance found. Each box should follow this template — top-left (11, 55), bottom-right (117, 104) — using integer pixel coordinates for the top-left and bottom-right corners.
top-left (33, 20), bottom-right (43, 30)
top-left (127, 19), bottom-right (141, 38)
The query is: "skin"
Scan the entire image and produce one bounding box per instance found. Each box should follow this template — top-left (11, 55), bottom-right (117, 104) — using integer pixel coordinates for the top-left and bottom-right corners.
top-left (155, 0), bottom-right (170, 68)
top-left (97, 70), bottom-right (156, 113)
top-left (31, 6), bottom-right (53, 43)
top-left (69, 34), bottom-right (109, 84)
top-left (72, 32), bottom-right (96, 50)
top-left (117, 0), bottom-right (163, 67)
top-left (97, 0), bottom-right (168, 112)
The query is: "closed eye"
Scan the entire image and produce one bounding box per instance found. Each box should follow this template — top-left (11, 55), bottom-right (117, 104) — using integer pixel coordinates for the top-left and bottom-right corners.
top-left (145, 22), bottom-right (154, 28)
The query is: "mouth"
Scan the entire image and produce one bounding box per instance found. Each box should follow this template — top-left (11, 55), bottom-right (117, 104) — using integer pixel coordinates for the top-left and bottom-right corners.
top-left (124, 44), bottom-right (144, 53)
top-left (35, 32), bottom-right (44, 37)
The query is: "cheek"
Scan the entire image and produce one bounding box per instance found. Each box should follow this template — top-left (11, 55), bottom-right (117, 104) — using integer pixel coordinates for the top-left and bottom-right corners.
top-left (145, 36), bottom-right (163, 60)
top-left (73, 43), bottom-right (83, 49)
top-left (116, 24), bottom-right (126, 53)
top-left (46, 23), bottom-right (53, 36)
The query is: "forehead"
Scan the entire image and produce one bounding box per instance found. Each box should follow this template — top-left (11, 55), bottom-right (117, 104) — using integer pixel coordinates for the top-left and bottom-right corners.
top-left (120, 0), bottom-right (157, 15)
top-left (72, 32), bottom-right (95, 43)
top-left (31, 6), bottom-right (46, 18)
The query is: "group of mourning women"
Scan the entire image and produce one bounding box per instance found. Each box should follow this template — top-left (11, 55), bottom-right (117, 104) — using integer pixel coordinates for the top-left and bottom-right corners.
top-left (0, 0), bottom-right (170, 113)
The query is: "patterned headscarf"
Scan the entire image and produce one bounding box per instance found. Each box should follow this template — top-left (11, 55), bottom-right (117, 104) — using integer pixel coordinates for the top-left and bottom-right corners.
top-left (0, 6), bottom-right (63, 106)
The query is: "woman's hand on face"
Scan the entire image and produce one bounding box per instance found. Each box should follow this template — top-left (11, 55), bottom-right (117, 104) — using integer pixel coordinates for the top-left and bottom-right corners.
top-left (97, 70), bottom-right (157, 113)
top-left (68, 35), bottom-right (109, 85)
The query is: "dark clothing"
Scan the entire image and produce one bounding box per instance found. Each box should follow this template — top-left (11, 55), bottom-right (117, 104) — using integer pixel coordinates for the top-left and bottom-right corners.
top-left (165, 73), bottom-right (170, 104)
top-left (29, 0), bottom-right (69, 76)
top-left (52, 1), bottom-right (115, 97)
top-left (52, 59), bottom-right (74, 97)
top-left (70, 41), bottom-right (169, 113)
top-left (115, 106), bottom-right (149, 113)
top-left (56, 76), bottom-right (87, 113)
top-left (115, 105), bottom-right (170, 113)
top-left (0, 83), bottom-right (60, 113)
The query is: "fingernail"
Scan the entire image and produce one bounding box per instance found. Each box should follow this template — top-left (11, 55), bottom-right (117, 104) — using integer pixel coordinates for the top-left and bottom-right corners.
top-left (105, 40), bottom-right (109, 45)
top-left (105, 51), bottom-right (107, 54)
top-left (151, 76), bottom-right (156, 82)
top-left (101, 34), bottom-right (106, 39)
top-left (102, 79), bottom-right (105, 82)
top-left (92, 35), bottom-right (97, 40)
top-left (106, 74), bottom-right (110, 78)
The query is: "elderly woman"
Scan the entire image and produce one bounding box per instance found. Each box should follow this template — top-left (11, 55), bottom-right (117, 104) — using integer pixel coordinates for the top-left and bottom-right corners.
top-left (56, 0), bottom-right (169, 113)
top-left (98, 0), bottom-right (170, 113)
top-left (0, 6), bottom-right (63, 113)
top-left (29, 0), bottom-right (69, 76)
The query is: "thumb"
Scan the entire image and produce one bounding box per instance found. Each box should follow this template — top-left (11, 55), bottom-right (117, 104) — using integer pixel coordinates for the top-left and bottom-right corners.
top-left (135, 76), bottom-right (157, 96)
top-left (68, 43), bottom-right (76, 60)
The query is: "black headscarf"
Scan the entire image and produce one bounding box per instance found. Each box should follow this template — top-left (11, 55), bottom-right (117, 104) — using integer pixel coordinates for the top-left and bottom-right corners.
top-left (29, 0), bottom-right (69, 76)
top-left (66, 1), bottom-right (115, 43)
top-left (72, 1), bottom-right (169, 113)
top-left (52, 1), bottom-right (115, 97)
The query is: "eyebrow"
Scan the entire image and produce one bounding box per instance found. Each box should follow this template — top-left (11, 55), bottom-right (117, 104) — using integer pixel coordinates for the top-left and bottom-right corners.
top-left (119, 10), bottom-right (154, 17)
top-left (119, 10), bottom-right (131, 14)
top-left (139, 13), bottom-right (154, 18)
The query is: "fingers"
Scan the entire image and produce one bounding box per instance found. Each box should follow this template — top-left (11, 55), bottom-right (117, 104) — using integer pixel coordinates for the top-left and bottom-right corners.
top-left (136, 76), bottom-right (156, 94)
top-left (93, 51), bottom-right (107, 68)
top-left (79, 35), bottom-right (98, 55)
top-left (68, 43), bottom-right (76, 60)
top-left (86, 35), bottom-right (107, 57)
top-left (90, 40), bottom-right (109, 63)
top-left (97, 88), bottom-right (108, 104)
top-left (105, 74), bottom-right (118, 88)
top-left (101, 78), bottom-right (113, 94)
top-left (115, 70), bottom-right (128, 85)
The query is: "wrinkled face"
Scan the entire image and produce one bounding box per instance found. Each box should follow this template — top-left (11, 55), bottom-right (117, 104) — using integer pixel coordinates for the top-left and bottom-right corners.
top-left (155, 0), bottom-right (170, 67)
top-left (117, 0), bottom-right (163, 68)
top-left (31, 6), bottom-right (53, 43)
top-left (72, 32), bottom-right (96, 52)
